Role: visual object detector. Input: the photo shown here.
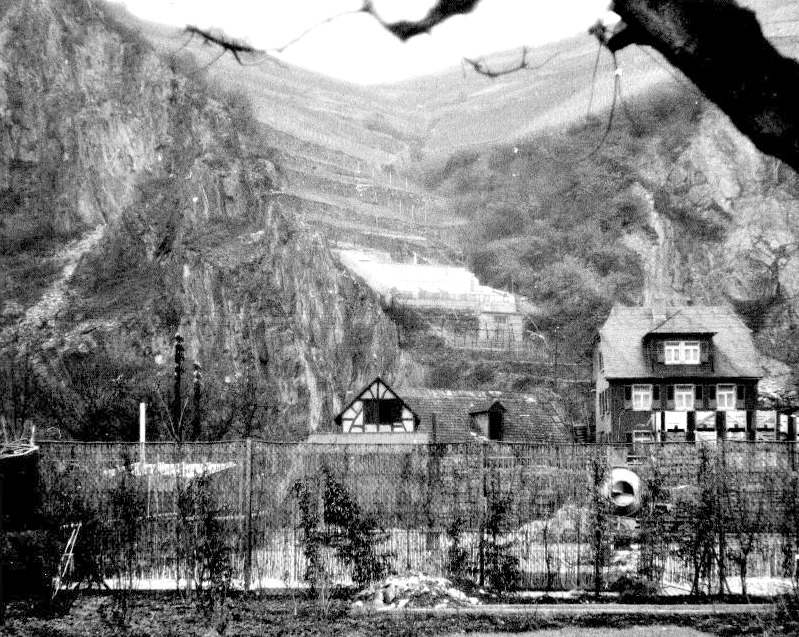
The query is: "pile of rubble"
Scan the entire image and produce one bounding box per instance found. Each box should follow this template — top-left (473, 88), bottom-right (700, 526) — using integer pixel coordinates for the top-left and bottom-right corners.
top-left (352, 574), bottom-right (481, 610)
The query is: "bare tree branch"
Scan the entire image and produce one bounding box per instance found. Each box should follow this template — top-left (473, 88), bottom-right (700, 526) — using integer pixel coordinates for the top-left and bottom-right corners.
top-left (185, 25), bottom-right (261, 65)
top-left (365, 0), bottom-right (481, 40)
top-left (463, 48), bottom-right (559, 79)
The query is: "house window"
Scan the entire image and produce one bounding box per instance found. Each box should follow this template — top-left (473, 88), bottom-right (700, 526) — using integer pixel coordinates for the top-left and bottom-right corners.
top-left (632, 385), bottom-right (652, 411)
top-left (495, 315), bottom-right (508, 324)
top-left (363, 399), bottom-right (402, 425)
top-left (664, 341), bottom-right (701, 365)
top-left (674, 385), bottom-right (695, 411)
top-left (717, 384), bottom-right (736, 410)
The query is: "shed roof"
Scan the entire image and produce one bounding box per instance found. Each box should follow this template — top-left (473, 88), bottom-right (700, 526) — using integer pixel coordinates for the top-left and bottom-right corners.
top-left (598, 305), bottom-right (763, 379)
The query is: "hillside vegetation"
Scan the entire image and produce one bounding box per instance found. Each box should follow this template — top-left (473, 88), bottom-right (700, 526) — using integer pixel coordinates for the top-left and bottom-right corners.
top-left (417, 85), bottom-right (706, 357)
top-left (0, 0), bottom-right (401, 441)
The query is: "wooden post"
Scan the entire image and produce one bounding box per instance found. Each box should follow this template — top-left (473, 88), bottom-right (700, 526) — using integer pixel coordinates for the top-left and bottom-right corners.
top-left (243, 438), bottom-right (253, 592)
top-left (478, 439), bottom-right (487, 587)
top-left (593, 458), bottom-right (603, 597)
top-left (1, 472), bottom-right (4, 627)
top-left (191, 363), bottom-right (202, 440)
top-left (172, 334), bottom-right (184, 439)
top-left (139, 403), bottom-right (146, 468)
top-left (746, 410), bottom-right (756, 441)
top-left (716, 411), bottom-right (726, 441)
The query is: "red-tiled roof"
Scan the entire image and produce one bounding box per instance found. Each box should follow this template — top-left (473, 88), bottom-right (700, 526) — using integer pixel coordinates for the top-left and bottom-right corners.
top-left (599, 305), bottom-right (763, 379)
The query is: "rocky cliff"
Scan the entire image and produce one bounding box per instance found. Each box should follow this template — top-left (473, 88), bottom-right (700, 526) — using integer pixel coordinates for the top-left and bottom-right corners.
top-left (0, 0), bottom-right (400, 439)
top-left (619, 102), bottom-right (799, 395)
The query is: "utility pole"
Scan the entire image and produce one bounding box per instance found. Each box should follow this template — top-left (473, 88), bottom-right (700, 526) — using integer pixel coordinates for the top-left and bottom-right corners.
top-left (172, 333), bottom-right (184, 441)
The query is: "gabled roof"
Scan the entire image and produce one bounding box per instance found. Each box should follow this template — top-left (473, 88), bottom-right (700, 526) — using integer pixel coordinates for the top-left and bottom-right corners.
top-left (598, 305), bottom-right (763, 379)
top-left (468, 400), bottom-right (506, 415)
top-left (333, 376), bottom-right (420, 427)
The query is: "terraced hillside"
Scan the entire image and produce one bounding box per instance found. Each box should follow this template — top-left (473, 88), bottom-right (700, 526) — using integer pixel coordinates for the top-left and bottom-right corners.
top-left (121, 11), bottom-right (467, 262)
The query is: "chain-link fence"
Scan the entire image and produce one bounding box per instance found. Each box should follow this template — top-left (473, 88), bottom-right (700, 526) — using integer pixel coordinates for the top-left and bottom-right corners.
top-left (36, 440), bottom-right (799, 593)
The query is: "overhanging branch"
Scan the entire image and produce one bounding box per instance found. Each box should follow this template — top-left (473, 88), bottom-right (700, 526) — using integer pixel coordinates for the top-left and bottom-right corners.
top-left (609, 0), bottom-right (799, 172)
top-left (464, 48), bottom-right (559, 78)
top-left (365, 0), bottom-right (481, 40)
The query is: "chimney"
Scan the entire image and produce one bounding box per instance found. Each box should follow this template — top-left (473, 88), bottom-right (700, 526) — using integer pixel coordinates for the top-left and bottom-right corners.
top-left (650, 300), bottom-right (667, 326)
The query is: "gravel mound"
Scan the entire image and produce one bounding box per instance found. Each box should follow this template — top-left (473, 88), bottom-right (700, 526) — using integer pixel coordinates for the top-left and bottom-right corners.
top-left (352, 574), bottom-right (481, 610)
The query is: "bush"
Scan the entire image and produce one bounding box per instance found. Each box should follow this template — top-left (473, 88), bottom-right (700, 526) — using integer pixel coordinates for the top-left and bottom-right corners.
top-left (484, 493), bottom-right (521, 593)
top-left (295, 470), bottom-right (390, 597)
top-left (609, 575), bottom-right (660, 601)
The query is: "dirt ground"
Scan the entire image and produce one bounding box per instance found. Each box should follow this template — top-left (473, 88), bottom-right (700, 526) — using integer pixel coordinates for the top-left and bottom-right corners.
top-left (1, 594), bottom-right (792, 637)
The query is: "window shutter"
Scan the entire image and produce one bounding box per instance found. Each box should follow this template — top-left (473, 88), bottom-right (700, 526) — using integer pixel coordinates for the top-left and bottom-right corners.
top-left (708, 385), bottom-right (716, 400)
top-left (695, 385), bottom-right (703, 401)
top-left (737, 385), bottom-right (745, 401)
top-left (653, 385), bottom-right (660, 401)
top-left (656, 341), bottom-right (665, 363)
top-left (624, 386), bottom-right (632, 401)
top-left (700, 341), bottom-right (709, 362)
top-left (667, 385), bottom-right (674, 400)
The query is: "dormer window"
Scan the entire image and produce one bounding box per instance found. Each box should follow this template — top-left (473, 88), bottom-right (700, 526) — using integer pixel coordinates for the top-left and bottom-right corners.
top-left (470, 401), bottom-right (506, 441)
top-left (664, 341), bottom-right (700, 365)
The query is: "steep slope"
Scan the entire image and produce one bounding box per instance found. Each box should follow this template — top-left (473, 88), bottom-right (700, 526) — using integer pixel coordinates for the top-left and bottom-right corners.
top-left (0, 0), bottom-right (401, 440)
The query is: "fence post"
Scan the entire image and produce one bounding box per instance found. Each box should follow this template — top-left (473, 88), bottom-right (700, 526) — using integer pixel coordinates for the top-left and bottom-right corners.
top-left (244, 438), bottom-right (253, 592)
top-left (478, 440), bottom-right (487, 587)
top-left (1, 472), bottom-right (4, 627)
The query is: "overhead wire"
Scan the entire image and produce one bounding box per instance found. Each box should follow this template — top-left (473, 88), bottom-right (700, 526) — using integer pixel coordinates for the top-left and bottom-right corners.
top-left (545, 50), bottom-right (619, 165)
top-left (586, 39), bottom-right (603, 117)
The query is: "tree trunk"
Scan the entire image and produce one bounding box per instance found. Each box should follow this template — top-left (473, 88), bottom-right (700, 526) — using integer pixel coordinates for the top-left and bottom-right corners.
top-left (610, 0), bottom-right (799, 172)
